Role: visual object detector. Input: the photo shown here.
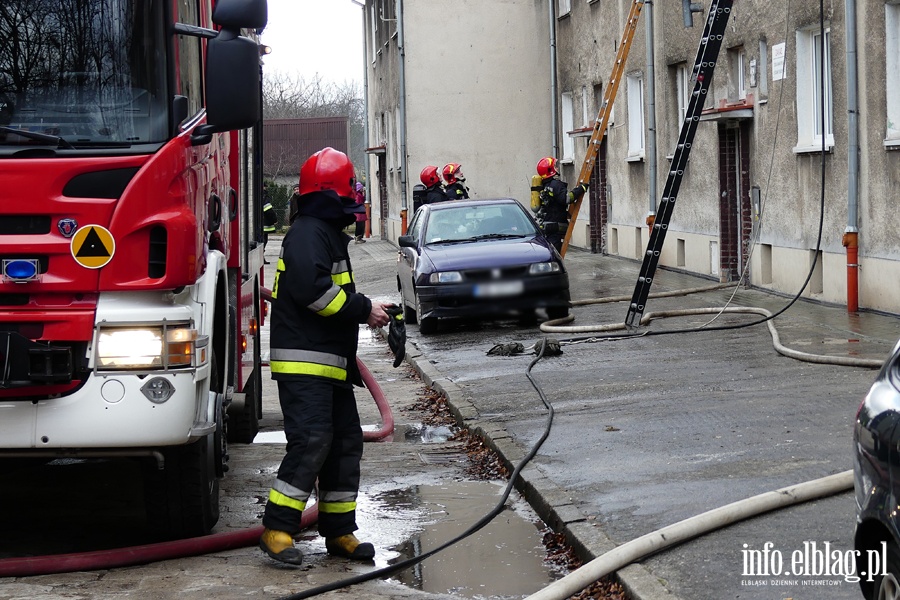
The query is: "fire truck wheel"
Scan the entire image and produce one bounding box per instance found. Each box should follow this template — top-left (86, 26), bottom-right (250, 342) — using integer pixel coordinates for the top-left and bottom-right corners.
top-left (143, 354), bottom-right (222, 539)
top-left (228, 327), bottom-right (261, 444)
top-left (142, 435), bottom-right (220, 539)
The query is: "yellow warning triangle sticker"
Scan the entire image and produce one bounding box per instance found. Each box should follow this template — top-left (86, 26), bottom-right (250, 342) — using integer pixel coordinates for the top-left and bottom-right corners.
top-left (71, 225), bottom-right (115, 269)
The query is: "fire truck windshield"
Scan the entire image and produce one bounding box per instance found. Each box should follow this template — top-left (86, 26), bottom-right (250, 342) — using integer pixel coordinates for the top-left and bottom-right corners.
top-left (0, 0), bottom-right (168, 148)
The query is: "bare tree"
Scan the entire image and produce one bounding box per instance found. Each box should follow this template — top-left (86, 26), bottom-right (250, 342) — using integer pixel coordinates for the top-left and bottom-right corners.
top-left (262, 71), bottom-right (365, 169)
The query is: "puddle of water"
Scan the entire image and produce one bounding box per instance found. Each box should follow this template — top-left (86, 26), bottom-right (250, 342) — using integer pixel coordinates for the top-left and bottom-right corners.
top-left (254, 425), bottom-right (455, 445)
top-left (379, 481), bottom-right (559, 598)
top-left (253, 430), bottom-right (287, 444)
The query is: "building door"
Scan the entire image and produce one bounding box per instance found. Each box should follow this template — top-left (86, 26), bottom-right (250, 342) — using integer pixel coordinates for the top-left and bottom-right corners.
top-left (717, 121), bottom-right (751, 282)
top-left (588, 139), bottom-right (608, 253)
top-left (377, 154), bottom-right (388, 238)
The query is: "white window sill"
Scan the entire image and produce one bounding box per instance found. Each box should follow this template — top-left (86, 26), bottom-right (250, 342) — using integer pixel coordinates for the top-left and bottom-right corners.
top-left (792, 143), bottom-right (834, 155)
top-left (626, 154), bottom-right (645, 163)
top-left (560, 158), bottom-right (575, 165)
top-left (883, 137), bottom-right (900, 150)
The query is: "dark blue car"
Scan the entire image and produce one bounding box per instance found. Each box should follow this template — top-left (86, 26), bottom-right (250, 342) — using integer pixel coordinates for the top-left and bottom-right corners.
top-left (396, 198), bottom-right (570, 334)
top-left (853, 338), bottom-right (900, 599)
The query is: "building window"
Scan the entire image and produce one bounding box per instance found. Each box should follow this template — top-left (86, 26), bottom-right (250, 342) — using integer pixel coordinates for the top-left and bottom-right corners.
top-left (626, 72), bottom-right (644, 159)
top-left (886, 3), bottom-right (900, 143)
top-left (582, 85), bottom-right (590, 127)
top-left (795, 26), bottom-right (833, 152)
top-left (675, 63), bottom-right (689, 128)
top-left (728, 46), bottom-right (746, 100)
top-left (561, 91), bottom-right (575, 162)
top-left (369, 2), bottom-right (377, 62)
top-left (558, 0), bottom-right (571, 17)
top-left (593, 82), bottom-right (613, 126)
top-left (758, 39), bottom-right (769, 98)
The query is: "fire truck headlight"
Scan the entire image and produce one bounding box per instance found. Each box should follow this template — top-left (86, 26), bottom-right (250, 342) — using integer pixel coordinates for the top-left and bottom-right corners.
top-left (96, 325), bottom-right (198, 369)
top-left (141, 377), bottom-right (175, 403)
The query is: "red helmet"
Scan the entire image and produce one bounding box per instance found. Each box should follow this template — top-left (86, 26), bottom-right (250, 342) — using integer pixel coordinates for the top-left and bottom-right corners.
top-left (536, 157), bottom-right (558, 179)
top-left (420, 165), bottom-right (441, 187)
top-left (298, 147), bottom-right (356, 198)
top-left (442, 163), bottom-right (463, 184)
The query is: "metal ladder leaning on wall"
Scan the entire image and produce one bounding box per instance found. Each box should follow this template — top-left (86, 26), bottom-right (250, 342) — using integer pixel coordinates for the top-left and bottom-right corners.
top-left (559, 0), bottom-right (645, 259)
top-left (624, 0), bottom-right (733, 327)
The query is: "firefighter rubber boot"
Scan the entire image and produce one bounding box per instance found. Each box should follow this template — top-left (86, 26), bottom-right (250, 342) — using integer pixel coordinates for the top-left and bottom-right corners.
top-left (259, 528), bottom-right (303, 565)
top-left (325, 533), bottom-right (376, 560)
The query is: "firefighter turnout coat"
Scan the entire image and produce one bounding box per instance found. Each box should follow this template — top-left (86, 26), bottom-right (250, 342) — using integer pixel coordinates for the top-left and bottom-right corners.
top-left (269, 215), bottom-right (371, 386)
top-left (264, 207), bottom-right (372, 537)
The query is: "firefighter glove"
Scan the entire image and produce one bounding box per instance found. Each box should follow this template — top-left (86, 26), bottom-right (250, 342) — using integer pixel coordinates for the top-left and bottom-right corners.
top-left (385, 305), bottom-right (406, 368)
top-left (534, 338), bottom-right (562, 357)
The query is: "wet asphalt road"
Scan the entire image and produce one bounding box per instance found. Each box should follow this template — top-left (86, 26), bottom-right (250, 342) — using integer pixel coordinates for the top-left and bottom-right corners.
top-left (3, 234), bottom-right (897, 600)
top-left (349, 237), bottom-right (899, 600)
top-left (0, 235), bottom-right (562, 600)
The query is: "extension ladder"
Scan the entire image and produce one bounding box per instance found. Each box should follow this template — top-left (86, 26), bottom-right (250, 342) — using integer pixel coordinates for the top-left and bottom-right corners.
top-left (624, 0), bottom-right (733, 326)
top-left (560, 0), bottom-right (645, 258)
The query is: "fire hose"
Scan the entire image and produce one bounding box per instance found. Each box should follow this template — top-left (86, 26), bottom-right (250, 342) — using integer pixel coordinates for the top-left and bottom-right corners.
top-left (0, 357), bottom-right (394, 578)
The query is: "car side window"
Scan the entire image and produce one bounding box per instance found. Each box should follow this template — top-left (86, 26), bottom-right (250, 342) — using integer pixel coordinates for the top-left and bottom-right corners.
top-left (407, 211), bottom-right (423, 240)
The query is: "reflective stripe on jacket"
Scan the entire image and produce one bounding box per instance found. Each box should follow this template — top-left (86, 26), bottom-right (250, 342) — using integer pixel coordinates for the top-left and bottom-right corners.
top-left (269, 215), bottom-right (372, 386)
top-left (263, 202), bottom-right (277, 232)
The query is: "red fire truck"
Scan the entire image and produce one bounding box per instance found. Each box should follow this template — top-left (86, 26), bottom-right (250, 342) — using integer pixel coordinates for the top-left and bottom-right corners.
top-left (0, 0), bottom-right (268, 538)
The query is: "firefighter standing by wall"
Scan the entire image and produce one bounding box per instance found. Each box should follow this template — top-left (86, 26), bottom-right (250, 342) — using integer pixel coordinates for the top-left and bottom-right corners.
top-left (259, 147), bottom-right (391, 566)
top-left (413, 165), bottom-right (450, 211)
top-left (533, 157), bottom-right (587, 254)
top-left (442, 162), bottom-right (470, 199)
top-left (421, 165), bottom-right (448, 204)
top-left (262, 182), bottom-right (277, 264)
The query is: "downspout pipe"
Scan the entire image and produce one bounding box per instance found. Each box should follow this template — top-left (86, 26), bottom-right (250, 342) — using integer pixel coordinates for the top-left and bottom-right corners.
top-left (548, 0), bottom-right (559, 158)
top-left (842, 0), bottom-right (860, 312)
top-left (644, 0), bottom-right (658, 228)
top-left (397, 0), bottom-right (409, 234)
top-left (350, 0), bottom-right (372, 238)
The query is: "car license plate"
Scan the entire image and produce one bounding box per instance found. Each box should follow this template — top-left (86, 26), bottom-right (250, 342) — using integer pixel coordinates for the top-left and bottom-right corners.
top-left (473, 281), bottom-right (524, 298)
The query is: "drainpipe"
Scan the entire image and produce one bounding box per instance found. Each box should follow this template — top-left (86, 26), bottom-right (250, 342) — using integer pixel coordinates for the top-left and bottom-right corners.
top-left (397, 0), bottom-right (409, 234)
top-left (842, 0), bottom-right (860, 312)
top-left (548, 0), bottom-right (559, 157)
top-left (350, 0), bottom-right (372, 238)
top-left (644, 0), bottom-right (657, 229)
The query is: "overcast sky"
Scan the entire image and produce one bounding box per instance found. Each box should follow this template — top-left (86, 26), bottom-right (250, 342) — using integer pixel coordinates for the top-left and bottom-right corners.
top-left (259, 0), bottom-right (365, 84)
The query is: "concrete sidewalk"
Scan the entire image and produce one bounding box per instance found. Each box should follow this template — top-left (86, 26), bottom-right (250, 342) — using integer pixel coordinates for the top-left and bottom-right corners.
top-left (347, 237), bottom-right (900, 600)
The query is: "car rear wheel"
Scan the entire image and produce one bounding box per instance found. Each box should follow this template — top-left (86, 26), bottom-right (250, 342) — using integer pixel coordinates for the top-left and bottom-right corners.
top-left (415, 293), bottom-right (436, 334)
top-left (403, 298), bottom-right (418, 324)
top-left (873, 541), bottom-right (900, 600)
top-left (546, 306), bottom-right (569, 321)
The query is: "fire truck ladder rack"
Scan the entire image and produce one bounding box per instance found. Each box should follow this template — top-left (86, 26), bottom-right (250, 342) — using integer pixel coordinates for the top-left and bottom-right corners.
top-left (624, 0), bottom-right (733, 327)
top-left (560, 0), bottom-right (645, 258)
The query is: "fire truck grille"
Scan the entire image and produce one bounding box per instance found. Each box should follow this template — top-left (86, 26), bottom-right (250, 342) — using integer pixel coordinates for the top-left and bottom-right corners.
top-left (0, 216), bottom-right (50, 235)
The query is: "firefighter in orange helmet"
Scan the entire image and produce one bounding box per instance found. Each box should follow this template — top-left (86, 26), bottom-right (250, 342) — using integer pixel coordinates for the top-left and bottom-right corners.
top-left (442, 162), bottom-right (469, 200)
top-left (534, 157), bottom-right (588, 253)
top-left (259, 147), bottom-right (391, 566)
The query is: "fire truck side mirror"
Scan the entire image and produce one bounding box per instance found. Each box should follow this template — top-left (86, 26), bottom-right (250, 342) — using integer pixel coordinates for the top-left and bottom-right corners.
top-left (195, 29), bottom-right (261, 143)
top-left (212, 0), bottom-right (267, 31)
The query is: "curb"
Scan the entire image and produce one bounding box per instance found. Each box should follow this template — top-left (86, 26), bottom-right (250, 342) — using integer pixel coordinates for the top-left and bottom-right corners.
top-left (395, 331), bottom-right (682, 600)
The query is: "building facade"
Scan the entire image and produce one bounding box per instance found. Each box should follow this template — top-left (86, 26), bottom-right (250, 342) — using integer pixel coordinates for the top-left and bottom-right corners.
top-left (361, 0), bottom-right (553, 241)
top-left (363, 0), bottom-right (900, 314)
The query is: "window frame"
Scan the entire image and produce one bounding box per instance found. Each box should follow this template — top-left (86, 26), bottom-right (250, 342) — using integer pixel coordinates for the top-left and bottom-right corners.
top-left (885, 2), bottom-right (900, 145)
top-left (626, 72), bottom-right (645, 160)
top-left (794, 25), bottom-right (834, 153)
top-left (561, 91), bottom-right (575, 162)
